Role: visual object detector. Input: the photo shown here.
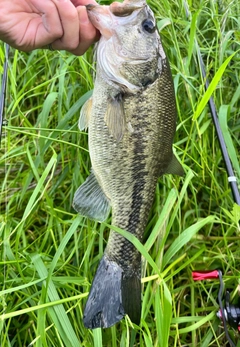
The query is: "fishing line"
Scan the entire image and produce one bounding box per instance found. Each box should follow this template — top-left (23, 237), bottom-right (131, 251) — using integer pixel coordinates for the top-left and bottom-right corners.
top-left (0, 43), bottom-right (9, 146)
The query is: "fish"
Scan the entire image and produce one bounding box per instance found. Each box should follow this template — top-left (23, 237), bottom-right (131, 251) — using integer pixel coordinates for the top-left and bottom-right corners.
top-left (73, 0), bottom-right (184, 329)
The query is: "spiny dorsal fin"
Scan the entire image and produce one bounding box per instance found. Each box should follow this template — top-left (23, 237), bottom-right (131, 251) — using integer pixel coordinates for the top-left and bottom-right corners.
top-left (165, 154), bottom-right (184, 176)
top-left (104, 94), bottom-right (126, 142)
top-left (73, 170), bottom-right (111, 222)
top-left (78, 97), bottom-right (92, 131)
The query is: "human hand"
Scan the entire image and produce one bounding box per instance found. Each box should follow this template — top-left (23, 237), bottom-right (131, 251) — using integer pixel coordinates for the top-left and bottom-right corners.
top-left (0, 0), bottom-right (100, 55)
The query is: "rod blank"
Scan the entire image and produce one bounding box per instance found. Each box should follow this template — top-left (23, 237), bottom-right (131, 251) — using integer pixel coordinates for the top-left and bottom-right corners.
top-left (0, 44), bottom-right (9, 145)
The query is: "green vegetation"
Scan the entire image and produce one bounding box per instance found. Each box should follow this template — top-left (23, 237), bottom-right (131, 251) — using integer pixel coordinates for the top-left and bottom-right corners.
top-left (1, 0), bottom-right (240, 346)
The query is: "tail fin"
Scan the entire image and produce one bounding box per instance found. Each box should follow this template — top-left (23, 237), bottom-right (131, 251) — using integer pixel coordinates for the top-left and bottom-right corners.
top-left (83, 255), bottom-right (141, 329)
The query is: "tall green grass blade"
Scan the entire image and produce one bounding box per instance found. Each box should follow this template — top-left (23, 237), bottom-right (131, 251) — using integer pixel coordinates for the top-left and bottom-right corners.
top-left (187, 11), bottom-right (199, 68)
top-left (30, 254), bottom-right (81, 347)
top-left (106, 223), bottom-right (160, 275)
top-left (47, 215), bottom-right (83, 279)
top-left (0, 293), bottom-right (87, 320)
top-left (145, 188), bottom-right (178, 252)
top-left (155, 281), bottom-right (172, 347)
top-left (169, 311), bottom-right (216, 335)
top-left (193, 51), bottom-right (239, 120)
top-left (93, 328), bottom-right (102, 347)
top-left (219, 104), bottom-right (240, 177)
top-left (162, 216), bottom-right (215, 268)
top-left (0, 278), bottom-right (45, 296)
top-left (19, 151), bottom-right (57, 222)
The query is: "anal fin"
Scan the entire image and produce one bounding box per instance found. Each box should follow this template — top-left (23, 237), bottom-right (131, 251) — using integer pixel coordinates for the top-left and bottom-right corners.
top-left (72, 170), bottom-right (111, 222)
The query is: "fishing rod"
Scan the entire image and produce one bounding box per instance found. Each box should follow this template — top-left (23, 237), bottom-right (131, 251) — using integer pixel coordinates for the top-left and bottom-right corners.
top-left (197, 51), bottom-right (240, 206)
top-left (183, 4), bottom-right (240, 206)
top-left (0, 43), bottom-right (9, 146)
top-left (184, 2), bottom-right (240, 346)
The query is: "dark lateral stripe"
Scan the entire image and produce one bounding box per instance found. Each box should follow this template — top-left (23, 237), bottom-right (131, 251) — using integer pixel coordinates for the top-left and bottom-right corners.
top-left (127, 110), bottom-right (151, 236)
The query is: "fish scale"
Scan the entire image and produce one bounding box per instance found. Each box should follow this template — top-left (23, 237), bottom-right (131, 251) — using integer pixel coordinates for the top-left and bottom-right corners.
top-left (73, 0), bottom-right (184, 329)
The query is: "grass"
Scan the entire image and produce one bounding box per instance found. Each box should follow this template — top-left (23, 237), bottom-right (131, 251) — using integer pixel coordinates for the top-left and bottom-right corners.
top-left (1, 0), bottom-right (240, 346)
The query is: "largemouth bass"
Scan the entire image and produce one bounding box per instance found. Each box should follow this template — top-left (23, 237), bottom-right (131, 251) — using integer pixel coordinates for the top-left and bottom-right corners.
top-left (73, 0), bottom-right (183, 329)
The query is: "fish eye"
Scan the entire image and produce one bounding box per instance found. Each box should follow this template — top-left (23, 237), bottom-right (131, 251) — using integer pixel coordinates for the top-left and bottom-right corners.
top-left (142, 19), bottom-right (156, 33)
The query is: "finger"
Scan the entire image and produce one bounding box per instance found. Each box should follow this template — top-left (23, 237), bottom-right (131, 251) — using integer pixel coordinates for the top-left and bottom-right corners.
top-left (30, 0), bottom-right (64, 47)
top-left (69, 6), bottom-right (100, 56)
top-left (51, 0), bottom-right (80, 51)
top-left (70, 0), bottom-right (98, 7)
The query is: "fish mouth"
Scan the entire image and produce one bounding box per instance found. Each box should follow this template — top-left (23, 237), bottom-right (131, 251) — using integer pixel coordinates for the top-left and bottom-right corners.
top-left (109, 2), bottom-right (144, 17)
top-left (86, 2), bottom-right (145, 39)
top-left (86, 4), bottom-right (113, 39)
top-left (86, 1), bottom-right (144, 16)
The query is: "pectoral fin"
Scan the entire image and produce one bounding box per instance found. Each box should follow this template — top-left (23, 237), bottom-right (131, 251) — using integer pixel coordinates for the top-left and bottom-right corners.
top-left (73, 170), bottom-right (111, 222)
top-left (78, 97), bottom-right (92, 131)
top-left (165, 154), bottom-right (184, 176)
top-left (105, 94), bottom-right (126, 142)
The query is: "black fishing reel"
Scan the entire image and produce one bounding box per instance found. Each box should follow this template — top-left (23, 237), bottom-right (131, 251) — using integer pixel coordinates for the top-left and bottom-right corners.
top-left (192, 270), bottom-right (240, 347)
top-left (217, 290), bottom-right (240, 332)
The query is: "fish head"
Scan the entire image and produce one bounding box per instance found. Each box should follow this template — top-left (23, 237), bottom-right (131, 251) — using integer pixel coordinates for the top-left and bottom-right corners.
top-left (87, 0), bottom-right (158, 59)
top-left (87, 0), bottom-right (164, 90)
